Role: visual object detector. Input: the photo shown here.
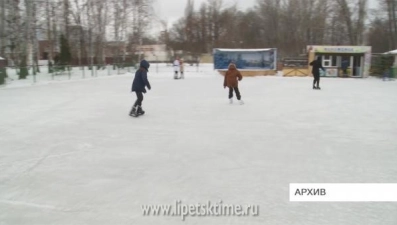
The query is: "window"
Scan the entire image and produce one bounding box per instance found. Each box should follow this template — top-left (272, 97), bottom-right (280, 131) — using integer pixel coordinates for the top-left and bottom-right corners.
top-left (332, 57), bottom-right (337, 67)
top-left (322, 55), bottom-right (337, 67)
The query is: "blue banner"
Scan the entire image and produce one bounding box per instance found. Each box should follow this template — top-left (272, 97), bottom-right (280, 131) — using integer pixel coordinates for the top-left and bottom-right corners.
top-left (213, 49), bottom-right (277, 70)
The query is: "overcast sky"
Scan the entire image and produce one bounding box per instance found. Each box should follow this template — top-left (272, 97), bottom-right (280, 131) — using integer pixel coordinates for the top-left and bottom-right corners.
top-left (153, 0), bottom-right (256, 27)
top-left (151, 0), bottom-right (379, 33)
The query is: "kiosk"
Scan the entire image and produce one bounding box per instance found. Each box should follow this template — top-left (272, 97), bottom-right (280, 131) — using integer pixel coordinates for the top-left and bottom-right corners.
top-left (307, 45), bottom-right (372, 78)
top-left (213, 48), bottom-right (277, 76)
top-left (384, 49), bottom-right (397, 78)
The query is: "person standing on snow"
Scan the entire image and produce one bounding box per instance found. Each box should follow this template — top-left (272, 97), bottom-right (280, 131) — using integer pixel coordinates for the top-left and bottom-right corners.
top-left (224, 62), bottom-right (244, 105)
top-left (180, 58), bottom-right (185, 79)
top-left (173, 56), bottom-right (180, 79)
top-left (130, 60), bottom-right (151, 117)
top-left (310, 56), bottom-right (325, 90)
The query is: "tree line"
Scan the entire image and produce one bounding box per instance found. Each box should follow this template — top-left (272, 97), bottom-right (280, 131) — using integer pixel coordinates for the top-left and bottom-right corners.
top-left (0, 0), bottom-right (153, 80)
top-left (166, 0), bottom-right (397, 56)
top-left (0, 0), bottom-right (396, 81)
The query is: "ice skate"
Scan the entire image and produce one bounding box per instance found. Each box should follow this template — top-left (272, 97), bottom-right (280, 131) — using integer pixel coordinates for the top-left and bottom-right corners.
top-left (129, 106), bottom-right (138, 117)
top-left (229, 98), bottom-right (233, 104)
top-left (137, 106), bottom-right (145, 115)
top-left (239, 100), bottom-right (244, 105)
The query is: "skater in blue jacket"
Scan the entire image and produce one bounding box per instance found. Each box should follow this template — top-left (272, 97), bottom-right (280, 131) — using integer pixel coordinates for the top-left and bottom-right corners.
top-left (130, 60), bottom-right (151, 117)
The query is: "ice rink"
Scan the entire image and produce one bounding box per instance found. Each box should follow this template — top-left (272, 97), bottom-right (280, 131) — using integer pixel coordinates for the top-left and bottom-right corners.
top-left (1, 64), bottom-right (397, 225)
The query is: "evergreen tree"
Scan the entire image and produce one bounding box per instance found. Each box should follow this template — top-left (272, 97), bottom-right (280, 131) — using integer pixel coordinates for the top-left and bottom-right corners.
top-left (48, 59), bottom-right (54, 73)
top-left (0, 68), bottom-right (6, 85)
top-left (59, 34), bottom-right (72, 70)
top-left (19, 56), bottom-right (29, 79)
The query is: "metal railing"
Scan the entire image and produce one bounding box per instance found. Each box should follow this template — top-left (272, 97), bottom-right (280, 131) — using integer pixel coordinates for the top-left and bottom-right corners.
top-left (1, 63), bottom-right (136, 86)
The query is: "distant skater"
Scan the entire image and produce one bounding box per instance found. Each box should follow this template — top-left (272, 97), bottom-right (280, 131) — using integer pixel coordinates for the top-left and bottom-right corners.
top-left (224, 62), bottom-right (244, 104)
top-left (130, 60), bottom-right (151, 117)
top-left (180, 58), bottom-right (185, 79)
top-left (173, 56), bottom-right (180, 79)
top-left (310, 56), bottom-right (325, 90)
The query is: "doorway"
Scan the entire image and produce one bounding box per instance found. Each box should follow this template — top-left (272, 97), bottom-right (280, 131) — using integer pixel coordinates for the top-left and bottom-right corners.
top-left (351, 55), bottom-right (363, 77)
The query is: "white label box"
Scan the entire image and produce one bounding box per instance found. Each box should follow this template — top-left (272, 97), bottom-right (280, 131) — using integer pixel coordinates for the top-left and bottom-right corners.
top-left (290, 183), bottom-right (397, 202)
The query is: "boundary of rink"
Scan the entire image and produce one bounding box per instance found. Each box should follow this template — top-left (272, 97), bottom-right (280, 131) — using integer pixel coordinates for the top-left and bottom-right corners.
top-left (0, 72), bottom-right (136, 90)
top-left (0, 64), bottom-right (218, 90)
top-left (2, 70), bottom-right (381, 91)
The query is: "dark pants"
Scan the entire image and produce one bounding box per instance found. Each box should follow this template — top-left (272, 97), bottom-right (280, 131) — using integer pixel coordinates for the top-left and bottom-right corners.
top-left (229, 87), bottom-right (241, 100)
top-left (313, 73), bottom-right (320, 88)
top-left (134, 92), bottom-right (144, 107)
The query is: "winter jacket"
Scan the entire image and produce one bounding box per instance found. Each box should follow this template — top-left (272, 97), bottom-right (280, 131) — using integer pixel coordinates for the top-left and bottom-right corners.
top-left (310, 58), bottom-right (324, 75)
top-left (180, 60), bottom-right (184, 72)
top-left (224, 63), bottom-right (243, 88)
top-left (173, 59), bottom-right (180, 72)
top-left (132, 60), bottom-right (151, 93)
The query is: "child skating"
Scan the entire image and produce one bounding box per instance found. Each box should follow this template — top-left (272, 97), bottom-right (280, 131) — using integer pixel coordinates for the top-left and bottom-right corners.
top-left (180, 58), bottom-right (185, 79)
top-left (130, 60), bottom-right (151, 117)
top-left (173, 56), bottom-right (180, 79)
top-left (224, 62), bottom-right (244, 105)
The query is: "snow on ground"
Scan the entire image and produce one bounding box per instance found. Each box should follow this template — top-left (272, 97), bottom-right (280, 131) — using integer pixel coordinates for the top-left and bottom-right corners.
top-left (0, 64), bottom-right (397, 225)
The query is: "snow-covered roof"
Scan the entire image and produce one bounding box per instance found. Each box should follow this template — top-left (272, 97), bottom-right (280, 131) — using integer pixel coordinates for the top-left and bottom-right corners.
top-left (384, 49), bottom-right (397, 55)
top-left (0, 56), bottom-right (4, 60)
top-left (214, 48), bottom-right (274, 52)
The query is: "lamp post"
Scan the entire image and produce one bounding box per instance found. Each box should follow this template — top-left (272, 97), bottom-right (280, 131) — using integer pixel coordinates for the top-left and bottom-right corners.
top-left (156, 55), bottom-right (158, 74)
top-left (152, 52), bottom-right (158, 73)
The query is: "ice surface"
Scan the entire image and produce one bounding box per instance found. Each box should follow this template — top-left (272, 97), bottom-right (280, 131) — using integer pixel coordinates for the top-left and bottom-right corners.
top-left (1, 64), bottom-right (397, 225)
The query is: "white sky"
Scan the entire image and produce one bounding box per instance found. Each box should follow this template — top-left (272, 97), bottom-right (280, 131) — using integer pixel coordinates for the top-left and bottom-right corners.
top-left (153, 0), bottom-right (255, 26)
top-left (150, 0), bottom-right (379, 34)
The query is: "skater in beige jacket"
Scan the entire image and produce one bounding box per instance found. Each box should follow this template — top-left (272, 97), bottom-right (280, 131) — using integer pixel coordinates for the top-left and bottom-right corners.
top-left (180, 58), bottom-right (185, 79)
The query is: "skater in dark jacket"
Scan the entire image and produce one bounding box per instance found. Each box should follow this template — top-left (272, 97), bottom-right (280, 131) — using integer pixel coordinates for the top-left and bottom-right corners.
top-left (224, 62), bottom-right (244, 104)
top-left (130, 60), bottom-right (151, 116)
top-left (310, 56), bottom-right (325, 90)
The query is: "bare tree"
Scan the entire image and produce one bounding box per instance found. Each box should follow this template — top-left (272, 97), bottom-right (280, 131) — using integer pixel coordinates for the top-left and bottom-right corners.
top-left (69, 0), bottom-right (87, 65)
top-left (46, 0), bottom-right (53, 64)
top-left (383, 0), bottom-right (397, 48)
top-left (63, 0), bottom-right (70, 39)
top-left (0, 0), bottom-right (6, 56)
